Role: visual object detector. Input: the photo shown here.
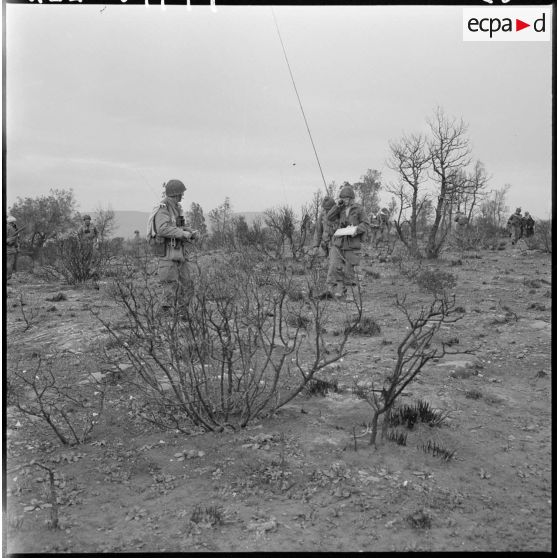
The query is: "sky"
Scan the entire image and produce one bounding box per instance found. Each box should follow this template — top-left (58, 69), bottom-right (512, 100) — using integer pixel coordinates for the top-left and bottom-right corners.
top-left (4, 3), bottom-right (554, 219)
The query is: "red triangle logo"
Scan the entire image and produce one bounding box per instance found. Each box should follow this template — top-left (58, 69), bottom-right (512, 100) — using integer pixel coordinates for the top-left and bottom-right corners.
top-left (516, 19), bottom-right (530, 32)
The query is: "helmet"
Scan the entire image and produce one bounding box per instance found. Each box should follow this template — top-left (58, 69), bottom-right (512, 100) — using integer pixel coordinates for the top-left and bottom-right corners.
top-left (515, 207), bottom-right (521, 213)
top-left (7, 215), bottom-right (16, 223)
top-left (339, 185), bottom-right (355, 199)
top-left (83, 214), bottom-right (91, 221)
top-left (165, 179), bottom-right (187, 197)
top-left (322, 196), bottom-right (335, 210)
top-left (380, 207), bottom-right (389, 214)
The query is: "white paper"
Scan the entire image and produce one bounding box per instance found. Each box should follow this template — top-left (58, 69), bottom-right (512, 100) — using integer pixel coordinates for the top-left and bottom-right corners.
top-left (333, 225), bottom-right (357, 237)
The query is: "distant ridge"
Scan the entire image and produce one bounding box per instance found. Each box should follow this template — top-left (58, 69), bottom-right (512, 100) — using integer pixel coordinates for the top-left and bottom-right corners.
top-left (90, 210), bottom-right (265, 239)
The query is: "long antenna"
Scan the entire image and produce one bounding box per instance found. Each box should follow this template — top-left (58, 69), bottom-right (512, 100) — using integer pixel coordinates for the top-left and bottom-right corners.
top-left (271, 7), bottom-right (328, 192)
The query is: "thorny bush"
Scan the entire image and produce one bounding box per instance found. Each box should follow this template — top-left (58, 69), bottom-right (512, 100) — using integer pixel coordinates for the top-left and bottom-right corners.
top-left (97, 249), bottom-right (361, 432)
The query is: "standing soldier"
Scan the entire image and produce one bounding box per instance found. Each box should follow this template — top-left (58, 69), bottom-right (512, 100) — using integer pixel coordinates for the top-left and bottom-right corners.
top-left (522, 211), bottom-right (535, 238)
top-left (77, 214), bottom-right (99, 244)
top-left (377, 207), bottom-right (391, 245)
top-left (507, 207), bottom-right (523, 245)
top-left (312, 196), bottom-right (336, 259)
top-left (147, 179), bottom-right (199, 311)
top-left (6, 215), bottom-right (20, 281)
top-left (324, 185), bottom-right (369, 300)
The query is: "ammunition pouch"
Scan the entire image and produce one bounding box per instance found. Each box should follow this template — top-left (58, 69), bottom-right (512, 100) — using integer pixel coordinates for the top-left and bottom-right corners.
top-left (149, 235), bottom-right (166, 257)
top-left (166, 237), bottom-right (185, 262)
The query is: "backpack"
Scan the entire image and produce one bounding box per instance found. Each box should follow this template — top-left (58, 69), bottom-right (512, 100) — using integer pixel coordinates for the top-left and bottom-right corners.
top-left (146, 202), bottom-right (167, 256)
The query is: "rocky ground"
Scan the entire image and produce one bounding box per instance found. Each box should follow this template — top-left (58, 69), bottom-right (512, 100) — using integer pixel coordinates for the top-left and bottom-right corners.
top-left (4, 242), bottom-right (553, 553)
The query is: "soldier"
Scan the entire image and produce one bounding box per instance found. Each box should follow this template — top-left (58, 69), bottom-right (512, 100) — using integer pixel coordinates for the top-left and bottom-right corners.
top-left (522, 211), bottom-right (535, 238)
top-left (507, 207), bottom-right (523, 245)
top-left (6, 215), bottom-right (20, 281)
top-left (147, 179), bottom-right (199, 311)
top-left (324, 185), bottom-right (369, 300)
top-left (77, 214), bottom-right (99, 244)
top-left (377, 207), bottom-right (391, 244)
top-left (312, 196), bottom-right (336, 259)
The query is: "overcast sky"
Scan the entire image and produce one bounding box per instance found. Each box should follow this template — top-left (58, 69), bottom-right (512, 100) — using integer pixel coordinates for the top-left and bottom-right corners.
top-left (5, 4), bottom-right (553, 218)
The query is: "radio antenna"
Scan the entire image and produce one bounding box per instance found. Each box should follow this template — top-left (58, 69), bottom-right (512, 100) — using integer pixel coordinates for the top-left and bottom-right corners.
top-left (271, 7), bottom-right (328, 191)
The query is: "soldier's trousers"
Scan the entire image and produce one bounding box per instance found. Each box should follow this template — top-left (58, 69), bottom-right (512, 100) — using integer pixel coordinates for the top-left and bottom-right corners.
top-left (6, 253), bottom-right (17, 279)
top-left (158, 257), bottom-right (192, 307)
top-left (326, 246), bottom-right (361, 288)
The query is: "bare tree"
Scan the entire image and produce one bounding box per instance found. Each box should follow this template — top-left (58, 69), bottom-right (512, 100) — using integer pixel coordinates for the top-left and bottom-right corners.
top-left (425, 108), bottom-right (472, 258)
top-left (94, 205), bottom-right (116, 241)
top-left (387, 133), bottom-right (431, 257)
top-left (353, 169), bottom-right (382, 216)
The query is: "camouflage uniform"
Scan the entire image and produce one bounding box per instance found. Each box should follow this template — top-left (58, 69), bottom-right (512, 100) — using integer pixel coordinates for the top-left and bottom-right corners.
top-left (326, 195), bottom-right (369, 296)
top-left (6, 219), bottom-right (20, 280)
top-left (313, 197), bottom-right (337, 258)
top-left (507, 209), bottom-right (523, 245)
top-left (151, 196), bottom-right (197, 308)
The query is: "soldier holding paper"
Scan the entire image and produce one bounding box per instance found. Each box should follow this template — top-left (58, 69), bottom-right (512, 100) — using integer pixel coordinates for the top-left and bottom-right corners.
top-left (324, 184), bottom-right (369, 300)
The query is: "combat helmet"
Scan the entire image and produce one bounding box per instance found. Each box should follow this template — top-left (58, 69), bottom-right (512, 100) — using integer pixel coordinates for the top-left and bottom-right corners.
top-left (322, 196), bottom-right (335, 210)
top-left (83, 214), bottom-right (91, 221)
top-left (165, 179), bottom-right (187, 197)
top-left (339, 185), bottom-right (355, 199)
top-left (7, 215), bottom-right (16, 223)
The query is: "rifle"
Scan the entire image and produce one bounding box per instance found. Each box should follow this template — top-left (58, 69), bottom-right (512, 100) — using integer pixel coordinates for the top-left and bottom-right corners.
top-left (7, 223), bottom-right (28, 236)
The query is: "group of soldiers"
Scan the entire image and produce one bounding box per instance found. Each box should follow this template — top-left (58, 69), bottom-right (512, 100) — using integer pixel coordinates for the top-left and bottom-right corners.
top-left (5, 188), bottom-right (538, 301)
top-left (311, 185), bottom-right (369, 300)
top-left (146, 181), bottom-right (374, 307)
top-left (4, 213), bottom-right (99, 283)
top-left (506, 207), bottom-right (535, 245)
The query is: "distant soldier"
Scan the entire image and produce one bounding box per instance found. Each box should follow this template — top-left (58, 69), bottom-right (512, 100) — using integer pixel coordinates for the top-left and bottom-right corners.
top-left (507, 207), bottom-right (523, 245)
top-left (522, 211), bottom-right (535, 238)
top-left (377, 207), bottom-right (392, 244)
top-left (312, 196), bottom-right (336, 258)
top-left (6, 215), bottom-right (20, 281)
top-left (323, 185), bottom-right (369, 300)
top-left (77, 214), bottom-right (99, 245)
top-left (147, 179), bottom-right (199, 311)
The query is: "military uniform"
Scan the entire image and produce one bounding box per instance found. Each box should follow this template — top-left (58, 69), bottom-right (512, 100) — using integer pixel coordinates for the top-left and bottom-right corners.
top-left (148, 190), bottom-right (197, 308)
top-left (522, 213), bottom-right (535, 238)
top-left (507, 209), bottom-right (523, 245)
top-left (77, 219), bottom-right (98, 244)
top-left (6, 219), bottom-right (20, 280)
top-left (377, 209), bottom-right (391, 244)
top-left (326, 195), bottom-right (368, 296)
top-left (313, 197), bottom-right (337, 258)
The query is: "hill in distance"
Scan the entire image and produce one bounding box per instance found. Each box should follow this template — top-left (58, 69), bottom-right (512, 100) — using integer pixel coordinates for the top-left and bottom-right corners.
top-left (90, 210), bottom-right (266, 239)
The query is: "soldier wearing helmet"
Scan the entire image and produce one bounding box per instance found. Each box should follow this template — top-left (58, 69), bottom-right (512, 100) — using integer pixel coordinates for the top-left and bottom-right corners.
top-left (323, 184), bottom-right (369, 300)
top-left (522, 211), bottom-right (535, 238)
top-left (77, 214), bottom-right (99, 244)
top-left (312, 196), bottom-right (337, 259)
top-left (506, 207), bottom-right (523, 245)
top-left (147, 179), bottom-right (199, 310)
top-left (6, 215), bottom-right (20, 281)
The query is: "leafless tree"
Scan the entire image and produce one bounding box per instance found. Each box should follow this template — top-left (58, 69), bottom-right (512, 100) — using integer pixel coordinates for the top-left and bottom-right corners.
top-left (94, 205), bottom-right (116, 241)
top-left (425, 107), bottom-right (472, 258)
top-left (386, 133), bottom-right (431, 256)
